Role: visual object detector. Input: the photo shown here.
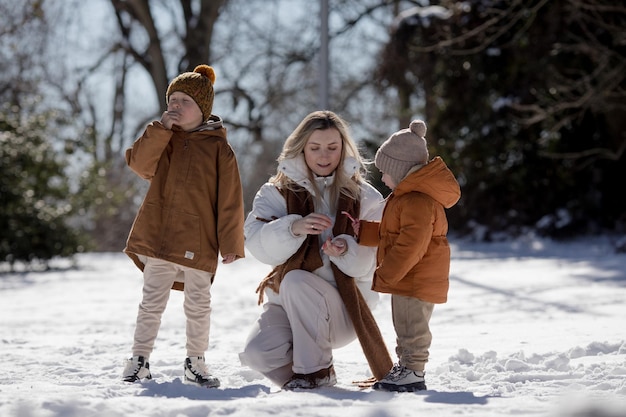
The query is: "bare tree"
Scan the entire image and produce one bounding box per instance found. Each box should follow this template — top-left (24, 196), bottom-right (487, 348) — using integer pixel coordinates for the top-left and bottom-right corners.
top-left (510, 0), bottom-right (626, 166)
top-left (375, 0), bottom-right (626, 235)
top-left (0, 1), bottom-right (49, 110)
top-left (9, 0), bottom-right (409, 250)
top-left (110, 0), bottom-right (226, 117)
top-left (379, 0), bottom-right (625, 162)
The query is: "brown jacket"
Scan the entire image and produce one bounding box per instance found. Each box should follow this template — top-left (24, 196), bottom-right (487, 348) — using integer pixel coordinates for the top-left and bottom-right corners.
top-left (372, 157), bottom-right (460, 303)
top-left (124, 116), bottom-right (245, 277)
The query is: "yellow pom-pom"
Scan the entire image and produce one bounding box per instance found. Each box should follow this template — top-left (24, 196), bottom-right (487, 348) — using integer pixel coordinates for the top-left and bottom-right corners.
top-left (194, 64), bottom-right (216, 84)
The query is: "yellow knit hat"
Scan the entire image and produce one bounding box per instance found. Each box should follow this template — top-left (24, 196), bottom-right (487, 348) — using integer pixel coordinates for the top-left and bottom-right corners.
top-left (166, 65), bottom-right (216, 122)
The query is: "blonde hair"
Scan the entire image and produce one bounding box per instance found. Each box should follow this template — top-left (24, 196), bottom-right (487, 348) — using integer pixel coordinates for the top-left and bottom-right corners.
top-left (270, 110), bottom-right (366, 208)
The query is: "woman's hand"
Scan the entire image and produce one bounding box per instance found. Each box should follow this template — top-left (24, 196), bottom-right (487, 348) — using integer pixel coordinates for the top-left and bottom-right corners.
top-left (322, 237), bottom-right (347, 257)
top-left (291, 213), bottom-right (333, 236)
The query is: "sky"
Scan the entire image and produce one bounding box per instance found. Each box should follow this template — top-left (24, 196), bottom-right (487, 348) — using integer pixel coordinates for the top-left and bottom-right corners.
top-left (0, 236), bottom-right (625, 417)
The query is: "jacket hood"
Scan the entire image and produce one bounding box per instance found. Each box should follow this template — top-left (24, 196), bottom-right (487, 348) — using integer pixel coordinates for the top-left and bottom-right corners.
top-left (191, 114), bottom-right (224, 132)
top-left (394, 156), bottom-right (461, 209)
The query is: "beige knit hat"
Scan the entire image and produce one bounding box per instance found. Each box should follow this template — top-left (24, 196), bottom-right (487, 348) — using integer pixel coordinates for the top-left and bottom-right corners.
top-left (166, 64), bottom-right (216, 122)
top-left (375, 120), bottom-right (429, 185)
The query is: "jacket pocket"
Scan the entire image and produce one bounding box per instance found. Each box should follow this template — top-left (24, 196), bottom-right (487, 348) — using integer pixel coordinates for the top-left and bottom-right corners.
top-left (129, 203), bottom-right (162, 252)
top-left (168, 210), bottom-right (201, 264)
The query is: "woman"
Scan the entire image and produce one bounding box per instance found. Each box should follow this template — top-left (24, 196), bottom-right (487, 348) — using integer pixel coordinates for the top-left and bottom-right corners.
top-left (239, 110), bottom-right (392, 389)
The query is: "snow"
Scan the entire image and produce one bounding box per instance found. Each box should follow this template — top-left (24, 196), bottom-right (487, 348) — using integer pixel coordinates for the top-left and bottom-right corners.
top-left (392, 6), bottom-right (453, 31)
top-left (1, 237), bottom-right (625, 417)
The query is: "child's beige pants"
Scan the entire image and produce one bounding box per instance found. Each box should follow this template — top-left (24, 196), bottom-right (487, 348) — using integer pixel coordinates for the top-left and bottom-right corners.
top-left (391, 294), bottom-right (435, 372)
top-left (132, 256), bottom-right (214, 359)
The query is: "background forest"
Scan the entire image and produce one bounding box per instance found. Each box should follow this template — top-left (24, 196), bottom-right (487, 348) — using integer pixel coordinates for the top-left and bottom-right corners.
top-left (1, 0), bottom-right (625, 268)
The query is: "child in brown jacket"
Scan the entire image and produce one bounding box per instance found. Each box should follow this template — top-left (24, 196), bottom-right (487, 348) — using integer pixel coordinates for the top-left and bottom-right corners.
top-left (372, 120), bottom-right (460, 392)
top-left (122, 65), bottom-right (245, 388)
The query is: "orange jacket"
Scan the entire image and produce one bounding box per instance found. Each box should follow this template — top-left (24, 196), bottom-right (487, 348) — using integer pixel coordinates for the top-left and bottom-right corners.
top-left (124, 117), bottom-right (245, 275)
top-left (372, 157), bottom-right (460, 303)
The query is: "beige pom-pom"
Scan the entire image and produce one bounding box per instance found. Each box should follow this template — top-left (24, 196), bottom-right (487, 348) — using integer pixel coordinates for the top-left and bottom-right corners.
top-left (409, 120), bottom-right (427, 138)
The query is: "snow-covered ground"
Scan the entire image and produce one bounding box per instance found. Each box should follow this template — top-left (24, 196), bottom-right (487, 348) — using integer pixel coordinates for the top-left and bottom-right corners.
top-left (1, 237), bottom-right (625, 417)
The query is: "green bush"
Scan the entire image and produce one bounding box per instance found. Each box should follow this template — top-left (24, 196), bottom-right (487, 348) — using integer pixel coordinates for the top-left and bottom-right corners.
top-left (0, 109), bottom-right (84, 269)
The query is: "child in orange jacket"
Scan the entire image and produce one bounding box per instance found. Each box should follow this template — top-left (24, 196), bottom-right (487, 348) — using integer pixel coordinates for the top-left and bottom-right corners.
top-left (372, 120), bottom-right (461, 392)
